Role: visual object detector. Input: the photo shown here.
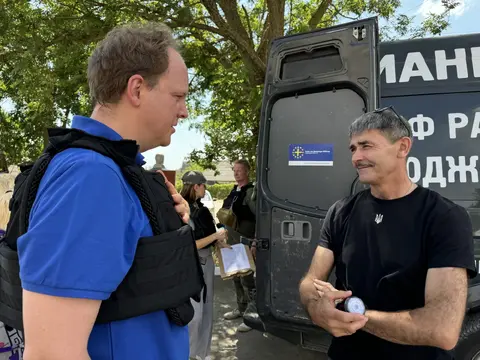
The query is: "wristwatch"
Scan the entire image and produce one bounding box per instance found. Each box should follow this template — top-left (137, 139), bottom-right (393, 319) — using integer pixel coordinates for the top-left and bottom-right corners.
top-left (336, 296), bottom-right (366, 315)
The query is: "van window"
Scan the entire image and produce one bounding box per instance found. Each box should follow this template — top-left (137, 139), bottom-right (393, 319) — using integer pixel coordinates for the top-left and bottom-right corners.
top-left (267, 88), bottom-right (365, 211)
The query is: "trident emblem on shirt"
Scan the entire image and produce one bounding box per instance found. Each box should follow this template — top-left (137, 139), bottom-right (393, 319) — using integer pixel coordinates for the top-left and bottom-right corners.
top-left (374, 214), bottom-right (383, 224)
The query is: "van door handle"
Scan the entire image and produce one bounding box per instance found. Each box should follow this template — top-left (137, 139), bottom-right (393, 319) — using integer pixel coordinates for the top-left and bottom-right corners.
top-left (281, 221), bottom-right (311, 241)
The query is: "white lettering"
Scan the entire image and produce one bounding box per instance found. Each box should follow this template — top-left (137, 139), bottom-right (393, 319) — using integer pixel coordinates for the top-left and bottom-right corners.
top-left (405, 156), bottom-right (479, 188)
top-left (407, 157), bottom-right (421, 183)
top-left (446, 156), bottom-right (479, 184)
top-left (409, 114), bottom-right (435, 140)
top-left (399, 52), bottom-right (434, 83)
top-left (423, 156), bottom-right (447, 188)
top-left (380, 54), bottom-right (396, 84)
top-left (471, 47), bottom-right (480, 78)
top-left (472, 112), bottom-right (480, 138)
top-left (435, 49), bottom-right (468, 80)
top-left (448, 113), bottom-right (469, 139)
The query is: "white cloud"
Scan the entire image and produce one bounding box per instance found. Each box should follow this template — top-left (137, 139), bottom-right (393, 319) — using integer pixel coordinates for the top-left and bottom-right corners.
top-left (417, 0), bottom-right (469, 18)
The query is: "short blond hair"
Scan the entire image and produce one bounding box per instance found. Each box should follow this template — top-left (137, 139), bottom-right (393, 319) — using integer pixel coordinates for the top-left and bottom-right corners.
top-left (234, 159), bottom-right (250, 172)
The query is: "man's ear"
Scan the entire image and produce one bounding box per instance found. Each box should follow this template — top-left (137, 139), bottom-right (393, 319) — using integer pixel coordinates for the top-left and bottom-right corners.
top-left (397, 137), bottom-right (412, 159)
top-left (125, 74), bottom-right (145, 107)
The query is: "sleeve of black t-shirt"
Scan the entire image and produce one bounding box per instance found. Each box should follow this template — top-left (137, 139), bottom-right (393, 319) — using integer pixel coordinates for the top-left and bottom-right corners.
top-left (198, 207), bottom-right (217, 236)
top-left (427, 205), bottom-right (477, 279)
top-left (318, 202), bottom-right (337, 251)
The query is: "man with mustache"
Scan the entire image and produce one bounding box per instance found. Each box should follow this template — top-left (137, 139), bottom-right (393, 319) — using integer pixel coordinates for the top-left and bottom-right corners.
top-left (299, 107), bottom-right (476, 360)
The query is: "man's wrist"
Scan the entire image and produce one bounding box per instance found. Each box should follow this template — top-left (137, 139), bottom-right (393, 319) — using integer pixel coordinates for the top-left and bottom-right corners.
top-left (304, 297), bottom-right (319, 313)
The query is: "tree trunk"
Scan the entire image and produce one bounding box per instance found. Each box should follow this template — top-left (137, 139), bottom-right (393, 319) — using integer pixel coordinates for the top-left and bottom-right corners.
top-left (43, 128), bottom-right (50, 150)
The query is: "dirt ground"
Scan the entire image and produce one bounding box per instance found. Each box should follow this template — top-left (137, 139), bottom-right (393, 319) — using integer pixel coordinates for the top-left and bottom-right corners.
top-left (210, 276), bottom-right (326, 360)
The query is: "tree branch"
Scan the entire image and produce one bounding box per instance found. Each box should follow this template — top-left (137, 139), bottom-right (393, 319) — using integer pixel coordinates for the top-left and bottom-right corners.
top-left (256, 12), bottom-right (271, 61)
top-left (200, 0), bottom-right (266, 82)
top-left (256, 0), bottom-right (285, 63)
top-left (242, 5), bottom-right (254, 44)
top-left (61, 107), bottom-right (70, 128)
top-left (168, 20), bottom-right (229, 38)
top-left (330, 3), bottom-right (360, 21)
top-left (308, 0), bottom-right (333, 30)
top-left (200, 0), bottom-right (231, 31)
top-left (188, 30), bottom-right (233, 69)
top-left (218, 0), bottom-right (253, 47)
top-left (266, 0), bottom-right (286, 38)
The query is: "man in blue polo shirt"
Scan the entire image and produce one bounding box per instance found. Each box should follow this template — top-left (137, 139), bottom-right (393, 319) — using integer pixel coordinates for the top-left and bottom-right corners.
top-left (17, 23), bottom-right (191, 360)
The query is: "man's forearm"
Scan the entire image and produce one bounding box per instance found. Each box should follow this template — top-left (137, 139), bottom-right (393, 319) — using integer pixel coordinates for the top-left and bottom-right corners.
top-left (364, 307), bottom-right (455, 350)
top-left (299, 276), bottom-right (319, 309)
top-left (24, 348), bottom-right (91, 360)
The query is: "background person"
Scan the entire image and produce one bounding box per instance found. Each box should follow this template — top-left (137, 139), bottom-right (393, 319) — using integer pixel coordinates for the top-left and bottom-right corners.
top-left (299, 107), bottom-right (476, 360)
top-left (180, 170), bottom-right (230, 360)
top-left (221, 159), bottom-right (256, 332)
top-left (0, 173), bottom-right (24, 359)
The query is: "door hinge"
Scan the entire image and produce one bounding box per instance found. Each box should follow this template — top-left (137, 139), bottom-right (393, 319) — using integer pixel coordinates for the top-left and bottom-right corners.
top-left (257, 238), bottom-right (270, 250)
top-left (353, 25), bottom-right (366, 41)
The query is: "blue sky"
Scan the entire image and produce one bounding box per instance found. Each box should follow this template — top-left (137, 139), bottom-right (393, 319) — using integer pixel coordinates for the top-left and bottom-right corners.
top-left (1, 0), bottom-right (477, 170)
top-left (146, 0), bottom-right (479, 170)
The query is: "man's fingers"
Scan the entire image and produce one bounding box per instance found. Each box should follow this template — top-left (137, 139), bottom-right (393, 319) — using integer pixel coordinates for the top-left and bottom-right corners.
top-left (156, 171), bottom-right (177, 194)
top-left (171, 193), bottom-right (183, 204)
top-left (174, 204), bottom-right (186, 214)
top-left (327, 314), bottom-right (368, 337)
top-left (314, 279), bottom-right (337, 292)
top-left (314, 282), bottom-right (336, 292)
top-left (347, 318), bottom-right (368, 333)
top-left (325, 290), bottom-right (352, 301)
top-left (155, 170), bottom-right (178, 195)
top-left (156, 170), bottom-right (167, 180)
top-left (330, 308), bottom-right (367, 323)
top-left (165, 180), bottom-right (178, 195)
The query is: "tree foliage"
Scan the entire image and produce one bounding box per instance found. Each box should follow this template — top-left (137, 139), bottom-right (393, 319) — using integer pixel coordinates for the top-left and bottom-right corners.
top-left (0, 0), bottom-right (461, 168)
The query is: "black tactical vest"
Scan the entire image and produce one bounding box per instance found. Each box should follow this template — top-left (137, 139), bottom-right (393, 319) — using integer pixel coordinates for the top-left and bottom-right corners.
top-left (0, 128), bottom-right (205, 331)
top-left (230, 183), bottom-right (256, 238)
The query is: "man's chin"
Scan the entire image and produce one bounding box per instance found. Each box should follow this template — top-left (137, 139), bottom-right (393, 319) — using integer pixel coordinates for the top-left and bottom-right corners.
top-left (358, 174), bottom-right (374, 185)
top-left (157, 137), bottom-right (172, 147)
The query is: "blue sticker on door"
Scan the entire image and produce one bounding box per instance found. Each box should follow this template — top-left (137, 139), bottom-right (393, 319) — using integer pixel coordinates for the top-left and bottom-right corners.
top-left (288, 144), bottom-right (334, 166)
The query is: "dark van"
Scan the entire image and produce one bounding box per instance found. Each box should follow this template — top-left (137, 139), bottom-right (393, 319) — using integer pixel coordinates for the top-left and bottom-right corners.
top-left (251, 17), bottom-right (480, 360)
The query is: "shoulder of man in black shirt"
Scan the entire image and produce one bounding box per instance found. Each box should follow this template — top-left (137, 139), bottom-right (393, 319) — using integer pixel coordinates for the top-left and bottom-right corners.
top-left (319, 186), bottom-right (476, 279)
top-left (318, 190), bottom-right (368, 251)
top-left (419, 186), bottom-right (477, 279)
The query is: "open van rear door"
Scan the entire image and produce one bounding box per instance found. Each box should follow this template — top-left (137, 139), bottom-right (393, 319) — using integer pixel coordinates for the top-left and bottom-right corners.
top-left (254, 18), bottom-right (380, 332)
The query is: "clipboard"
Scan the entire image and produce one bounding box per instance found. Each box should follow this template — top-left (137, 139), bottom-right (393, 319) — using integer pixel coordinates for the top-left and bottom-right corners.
top-left (215, 244), bottom-right (256, 280)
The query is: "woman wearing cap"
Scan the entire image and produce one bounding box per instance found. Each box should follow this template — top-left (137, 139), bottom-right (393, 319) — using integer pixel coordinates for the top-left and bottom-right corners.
top-left (181, 170), bottom-right (229, 360)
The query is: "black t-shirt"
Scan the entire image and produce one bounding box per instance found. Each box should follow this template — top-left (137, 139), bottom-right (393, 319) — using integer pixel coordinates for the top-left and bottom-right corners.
top-left (319, 186), bottom-right (476, 360)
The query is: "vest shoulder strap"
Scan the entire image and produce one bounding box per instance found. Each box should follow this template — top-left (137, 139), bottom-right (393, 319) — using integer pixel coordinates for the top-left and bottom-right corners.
top-left (13, 128), bottom-right (155, 240)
